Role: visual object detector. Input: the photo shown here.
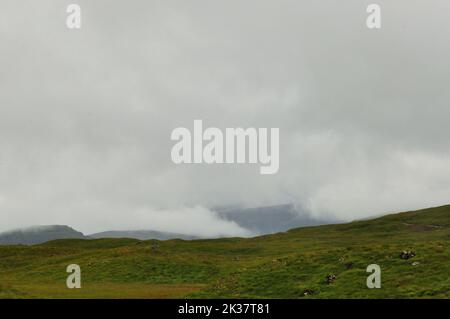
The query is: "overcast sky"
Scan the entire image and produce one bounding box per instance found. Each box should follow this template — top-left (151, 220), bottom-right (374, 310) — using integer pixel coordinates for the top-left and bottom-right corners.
top-left (1, 0), bottom-right (450, 235)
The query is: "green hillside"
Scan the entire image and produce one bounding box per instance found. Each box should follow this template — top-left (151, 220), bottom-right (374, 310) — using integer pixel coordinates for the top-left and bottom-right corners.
top-left (1, 205), bottom-right (450, 298)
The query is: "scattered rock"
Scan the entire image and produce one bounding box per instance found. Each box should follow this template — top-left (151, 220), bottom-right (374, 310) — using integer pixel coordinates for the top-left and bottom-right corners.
top-left (412, 262), bottom-right (420, 266)
top-left (400, 251), bottom-right (416, 260)
top-left (303, 289), bottom-right (314, 296)
top-left (151, 243), bottom-right (159, 251)
top-left (325, 274), bottom-right (337, 284)
top-left (345, 262), bottom-right (354, 270)
top-left (272, 258), bottom-right (287, 265)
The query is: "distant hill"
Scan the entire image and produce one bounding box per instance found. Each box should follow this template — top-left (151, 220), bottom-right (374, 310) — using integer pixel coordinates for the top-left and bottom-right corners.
top-left (0, 226), bottom-right (198, 245)
top-left (218, 204), bottom-right (329, 234)
top-left (0, 225), bottom-right (86, 245)
top-left (89, 230), bottom-right (198, 241)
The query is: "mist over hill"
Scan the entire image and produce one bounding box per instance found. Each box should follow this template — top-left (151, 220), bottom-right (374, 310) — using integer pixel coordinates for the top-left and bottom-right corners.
top-left (89, 204), bottom-right (327, 240)
top-left (0, 204), bottom-right (331, 244)
top-left (89, 230), bottom-right (198, 241)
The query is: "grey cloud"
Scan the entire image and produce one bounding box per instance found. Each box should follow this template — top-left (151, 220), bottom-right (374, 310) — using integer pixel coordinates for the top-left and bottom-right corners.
top-left (0, 0), bottom-right (450, 234)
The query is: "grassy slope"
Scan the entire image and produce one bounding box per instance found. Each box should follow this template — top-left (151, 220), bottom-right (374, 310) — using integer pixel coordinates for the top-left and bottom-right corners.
top-left (0, 205), bottom-right (449, 298)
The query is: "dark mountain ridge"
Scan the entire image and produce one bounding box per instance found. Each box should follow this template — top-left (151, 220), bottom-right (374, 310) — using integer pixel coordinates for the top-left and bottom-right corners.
top-left (218, 203), bottom-right (329, 234)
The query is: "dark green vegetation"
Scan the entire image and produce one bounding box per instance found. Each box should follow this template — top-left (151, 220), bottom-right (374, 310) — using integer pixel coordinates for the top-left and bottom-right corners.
top-left (1, 205), bottom-right (450, 298)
